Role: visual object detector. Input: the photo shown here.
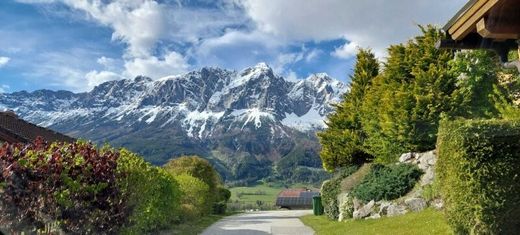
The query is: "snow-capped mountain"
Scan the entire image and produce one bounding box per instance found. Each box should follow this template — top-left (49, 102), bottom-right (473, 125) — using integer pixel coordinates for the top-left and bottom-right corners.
top-left (0, 63), bottom-right (347, 182)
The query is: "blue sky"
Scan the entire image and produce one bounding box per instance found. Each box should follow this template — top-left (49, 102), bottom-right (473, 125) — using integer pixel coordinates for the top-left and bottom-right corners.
top-left (0, 0), bottom-right (466, 93)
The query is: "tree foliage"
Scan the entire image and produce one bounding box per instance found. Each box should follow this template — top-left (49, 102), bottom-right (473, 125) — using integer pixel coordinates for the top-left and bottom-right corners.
top-left (174, 174), bottom-right (212, 220)
top-left (320, 25), bottom-right (505, 168)
top-left (163, 156), bottom-right (220, 193)
top-left (318, 48), bottom-right (379, 171)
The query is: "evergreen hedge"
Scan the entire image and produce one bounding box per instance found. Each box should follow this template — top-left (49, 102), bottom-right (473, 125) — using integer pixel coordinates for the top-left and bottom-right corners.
top-left (437, 119), bottom-right (520, 234)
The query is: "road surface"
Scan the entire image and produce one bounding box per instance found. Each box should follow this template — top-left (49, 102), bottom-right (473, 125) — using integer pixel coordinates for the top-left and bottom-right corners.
top-left (201, 210), bottom-right (315, 235)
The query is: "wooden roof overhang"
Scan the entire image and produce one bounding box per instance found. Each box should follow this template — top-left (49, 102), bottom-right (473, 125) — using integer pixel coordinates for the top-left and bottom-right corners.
top-left (438, 0), bottom-right (520, 62)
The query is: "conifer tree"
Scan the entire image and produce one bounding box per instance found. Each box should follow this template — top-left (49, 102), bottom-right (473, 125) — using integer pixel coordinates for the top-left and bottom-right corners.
top-left (318, 48), bottom-right (379, 171)
top-left (360, 25), bottom-right (457, 162)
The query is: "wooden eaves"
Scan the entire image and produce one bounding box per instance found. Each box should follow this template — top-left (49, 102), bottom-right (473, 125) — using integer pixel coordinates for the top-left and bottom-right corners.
top-left (438, 0), bottom-right (520, 62)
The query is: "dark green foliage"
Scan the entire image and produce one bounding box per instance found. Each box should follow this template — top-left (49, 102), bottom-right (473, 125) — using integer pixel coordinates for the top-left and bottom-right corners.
top-left (213, 186), bottom-right (231, 214)
top-left (437, 119), bottom-right (520, 234)
top-left (117, 149), bottom-right (181, 234)
top-left (319, 48), bottom-right (379, 171)
top-left (352, 164), bottom-right (422, 202)
top-left (320, 166), bottom-right (359, 220)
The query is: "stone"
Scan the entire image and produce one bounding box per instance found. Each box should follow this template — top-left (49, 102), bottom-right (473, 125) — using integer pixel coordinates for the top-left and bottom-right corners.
top-left (405, 198), bottom-right (427, 212)
top-left (378, 201), bottom-right (392, 215)
top-left (416, 150), bottom-right (436, 171)
top-left (432, 198), bottom-right (444, 210)
top-left (353, 200), bottom-right (375, 219)
top-left (399, 152), bottom-right (415, 163)
top-left (365, 213), bottom-right (381, 220)
top-left (387, 204), bottom-right (408, 217)
top-left (420, 168), bottom-right (435, 186)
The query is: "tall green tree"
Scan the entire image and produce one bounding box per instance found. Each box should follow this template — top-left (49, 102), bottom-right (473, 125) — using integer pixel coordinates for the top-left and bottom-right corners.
top-left (318, 48), bottom-right (379, 171)
top-left (360, 25), bottom-right (457, 162)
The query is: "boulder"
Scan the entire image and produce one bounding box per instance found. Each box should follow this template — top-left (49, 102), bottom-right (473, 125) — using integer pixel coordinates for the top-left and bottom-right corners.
top-left (399, 152), bottom-right (415, 163)
top-left (387, 204), bottom-right (408, 217)
top-left (420, 167), bottom-right (435, 186)
top-left (353, 200), bottom-right (375, 219)
top-left (431, 198), bottom-right (444, 210)
top-left (405, 198), bottom-right (427, 212)
top-left (378, 201), bottom-right (392, 216)
top-left (416, 150), bottom-right (436, 171)
top-left (365, 213), bottom-right (381, 220)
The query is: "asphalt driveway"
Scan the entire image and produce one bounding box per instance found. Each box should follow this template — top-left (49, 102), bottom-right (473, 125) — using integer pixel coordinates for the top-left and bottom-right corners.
top-left (201, 210), bottom-right (315, 235)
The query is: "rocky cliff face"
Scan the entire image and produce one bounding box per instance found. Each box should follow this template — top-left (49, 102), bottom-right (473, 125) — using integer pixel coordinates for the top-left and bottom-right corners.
top-left (0, 63), bottom-right (347, 183)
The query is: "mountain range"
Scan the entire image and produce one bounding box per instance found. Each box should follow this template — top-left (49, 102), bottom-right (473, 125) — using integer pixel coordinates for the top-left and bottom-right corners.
top-left (0, 63), bottom-right (347, 184)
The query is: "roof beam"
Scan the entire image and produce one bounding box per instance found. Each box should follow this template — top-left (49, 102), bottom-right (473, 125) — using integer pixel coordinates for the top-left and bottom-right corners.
top-left (449, 0), bottom-right (501, 40)
top-left (477, 17), bottom-right (520, 39)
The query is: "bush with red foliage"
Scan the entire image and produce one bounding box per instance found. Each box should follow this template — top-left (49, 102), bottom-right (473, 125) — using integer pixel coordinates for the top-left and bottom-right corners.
top-left (0, 137), bottom-right (126, 234)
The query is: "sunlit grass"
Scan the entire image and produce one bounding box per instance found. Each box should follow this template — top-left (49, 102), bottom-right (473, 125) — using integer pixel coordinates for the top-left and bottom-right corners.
top-left (301, 208), bottom-right (453, 235)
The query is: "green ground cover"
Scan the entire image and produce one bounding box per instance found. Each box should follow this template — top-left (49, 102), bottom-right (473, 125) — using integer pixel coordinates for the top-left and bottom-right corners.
top-left (300, 209), bottom-right (452, 235)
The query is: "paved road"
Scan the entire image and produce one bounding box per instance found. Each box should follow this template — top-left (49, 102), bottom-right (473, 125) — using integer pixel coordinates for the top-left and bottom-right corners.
top-left (201, 210), bottom-right (315, 235)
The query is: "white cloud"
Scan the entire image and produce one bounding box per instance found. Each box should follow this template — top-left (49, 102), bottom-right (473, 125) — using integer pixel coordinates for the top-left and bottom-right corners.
top-left (0, 85), bottom-right (10, 93)
top-left (85, 70), bottom-right (123, 88)
top-left (96, 56), bottom-right (120, 71)
top-left (332, 41), bottom-right (358, 59)
top-left (238, 0), bottom-right (467, 56)
top-left (124, 51), bottom-right (189, 79)
top-left (61, 0), bottom-right (169, 58)
top-left (0, 57), bottom-right (11, 67)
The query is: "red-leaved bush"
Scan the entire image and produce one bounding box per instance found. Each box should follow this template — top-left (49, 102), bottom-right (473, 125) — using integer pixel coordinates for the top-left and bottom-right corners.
top-left (0, 137), bottom-right (126, 234)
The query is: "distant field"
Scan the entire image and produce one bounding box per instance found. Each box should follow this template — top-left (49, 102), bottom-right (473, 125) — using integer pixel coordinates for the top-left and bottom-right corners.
top-left (229, 183), bottom-right (319, 203)
top-left (229, 184), bottom-right (283, 203)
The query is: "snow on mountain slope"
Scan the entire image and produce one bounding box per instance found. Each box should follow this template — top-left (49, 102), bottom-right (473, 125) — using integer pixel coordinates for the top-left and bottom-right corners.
top-left (0, 63), bottom-right (348, 181)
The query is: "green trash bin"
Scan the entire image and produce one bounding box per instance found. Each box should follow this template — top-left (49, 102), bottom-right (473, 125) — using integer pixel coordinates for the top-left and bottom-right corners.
top-left (312, 195), bottom-right (324, 215)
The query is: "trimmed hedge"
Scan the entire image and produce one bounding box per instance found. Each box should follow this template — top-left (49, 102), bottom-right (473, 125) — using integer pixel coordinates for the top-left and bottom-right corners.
top-left (117, 149), bottom-right (181, 234)
top-left (437, 119), bottom-right (520, 234)
top-left (0, 139), bottom-right (182, 235)
top-left (351, 163), bottom-right (422, 202)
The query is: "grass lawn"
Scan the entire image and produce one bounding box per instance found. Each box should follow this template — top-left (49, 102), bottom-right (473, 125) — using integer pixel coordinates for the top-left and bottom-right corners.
top-left (300, 208), bottom-right (453, 235)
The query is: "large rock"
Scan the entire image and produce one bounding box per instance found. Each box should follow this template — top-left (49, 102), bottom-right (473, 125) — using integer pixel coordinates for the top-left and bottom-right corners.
top-left (386, 204), bottom-right (408, 217)
top-left (353, 200), bottom-right (375, 219)
top-left (405, 198), bottom-right (427, 212)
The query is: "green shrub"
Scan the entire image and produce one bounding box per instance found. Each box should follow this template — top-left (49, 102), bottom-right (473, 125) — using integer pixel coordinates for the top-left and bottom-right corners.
top-left (174, 174), bottom-right (212, 220)
top-left (352, 164), bottom-right (422, 202)
top-left (164, 156), bottom-right (221, 193)
top-left (437, 119), bottom-right (520, 234)
top-left (213, 186), bottom-right (231, 214)
top-left (117, 149), bottom-right (181, 235)
top-left (321, 166), bottom-right (358, 220)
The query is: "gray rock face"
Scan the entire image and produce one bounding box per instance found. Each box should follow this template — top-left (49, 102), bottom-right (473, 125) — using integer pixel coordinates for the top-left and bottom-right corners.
top-left (405, 198), bottom-right (427, 212)
top-left (353, 200), bottom-right (375, 219)
top-left (399, 150), bottom-right (437, 186)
